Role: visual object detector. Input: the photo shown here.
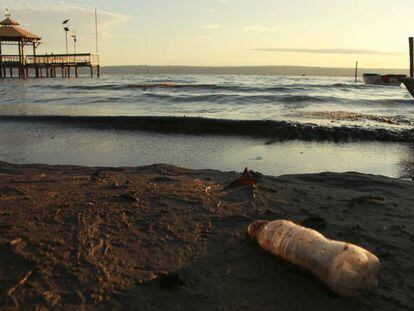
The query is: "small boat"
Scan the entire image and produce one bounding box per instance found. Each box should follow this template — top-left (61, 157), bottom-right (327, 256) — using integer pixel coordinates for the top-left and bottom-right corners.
top-left (362, 73), bottom-right (406, 86)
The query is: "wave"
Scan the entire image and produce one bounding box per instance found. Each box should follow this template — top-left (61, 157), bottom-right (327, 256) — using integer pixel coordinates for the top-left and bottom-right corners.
top-left (297, 111), bottom-right (414, 126)
top-left (40, 82), bottom-right (382, 93)
top-left (357, 98), bottom-right (414, 106)
top-left (0, 115), bottom-right (413, 143)
top-left (129, 93), bottom-right (338, 105)
top-left (43, 83), bottom-right (248, 92)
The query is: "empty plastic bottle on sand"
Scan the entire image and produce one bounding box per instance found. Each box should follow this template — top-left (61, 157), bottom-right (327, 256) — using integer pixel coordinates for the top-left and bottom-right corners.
top-left (248, 220), bottom-right (380, 297)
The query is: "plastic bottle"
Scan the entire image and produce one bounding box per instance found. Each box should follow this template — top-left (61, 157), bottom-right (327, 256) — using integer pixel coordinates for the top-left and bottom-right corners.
top-left (248, 220), bottom-right (380, 297)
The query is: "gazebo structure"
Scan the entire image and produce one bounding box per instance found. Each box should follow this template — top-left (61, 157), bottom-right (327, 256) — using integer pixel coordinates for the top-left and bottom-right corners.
top-left (0, 12), bottom-right (100, 78)
top-left (0, 12), bottom-right (41, 78)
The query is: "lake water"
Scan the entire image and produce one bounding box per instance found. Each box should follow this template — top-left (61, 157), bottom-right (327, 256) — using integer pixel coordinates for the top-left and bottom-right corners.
top-left (0, 74), bottom-right (413, 129)
top-left (1, 74), bottom-right (413, 178)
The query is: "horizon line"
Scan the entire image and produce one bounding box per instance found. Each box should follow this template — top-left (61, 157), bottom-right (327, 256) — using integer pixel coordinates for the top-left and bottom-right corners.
top-left (100, 64), bottom-right (409, 70)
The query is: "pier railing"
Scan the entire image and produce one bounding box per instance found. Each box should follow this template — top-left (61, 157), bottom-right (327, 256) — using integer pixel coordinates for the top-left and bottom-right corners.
top-left (0, 55), bottom-right (21, 64)
top-left (0, 53), bottom-right (100, 66)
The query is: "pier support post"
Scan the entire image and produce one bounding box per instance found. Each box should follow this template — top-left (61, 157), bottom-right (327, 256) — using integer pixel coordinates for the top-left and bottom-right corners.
top-left (33, 43), bottom-right (37, 78)
top-left (18, 42), bottom-right (21, 78)
top-left (90, 66), bottom-right (93, 78)
top-left (97, 65), bottom-right (100, 78)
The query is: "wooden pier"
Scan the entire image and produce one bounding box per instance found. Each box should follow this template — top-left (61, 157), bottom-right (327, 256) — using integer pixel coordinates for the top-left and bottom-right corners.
top-left (0, 53), bottom-right (100, 78)
top-left (0, 12), bottom-right (100, 79)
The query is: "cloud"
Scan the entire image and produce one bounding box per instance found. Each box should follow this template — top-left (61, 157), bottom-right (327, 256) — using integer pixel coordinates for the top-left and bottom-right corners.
top-left (202, 24), bottom-right (220, 30)
top-left (220, 29), bottom-right (236, 35)
top-left (202, 9), bottom-right (216, 13)
top-left (196, 35), bottom-right (212, 39)
top-left (243, 25), bottom-right (279, 33)
top-left (253, 48), bottom-right (404, 55)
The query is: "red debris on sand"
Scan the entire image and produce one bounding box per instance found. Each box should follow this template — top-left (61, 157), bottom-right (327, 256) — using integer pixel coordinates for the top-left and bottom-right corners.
top-left (225, 168), bottom-right (258, 190)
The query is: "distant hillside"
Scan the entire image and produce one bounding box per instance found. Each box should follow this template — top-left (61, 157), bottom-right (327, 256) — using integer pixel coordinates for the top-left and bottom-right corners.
top-left (98, 65), bottom-right (408, 77)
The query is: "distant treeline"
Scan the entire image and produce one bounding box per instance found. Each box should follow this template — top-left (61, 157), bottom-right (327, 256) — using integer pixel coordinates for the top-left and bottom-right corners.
top-left (88, 65), bottom-right (408, 77)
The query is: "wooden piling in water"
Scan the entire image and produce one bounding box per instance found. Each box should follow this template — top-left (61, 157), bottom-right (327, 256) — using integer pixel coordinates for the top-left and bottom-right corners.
top-left (410, 37), bottom-right (414, 78)
top-left (411, 38), bottom-right (414, 78)
top-left (354, 61), bottom-right (358, 83)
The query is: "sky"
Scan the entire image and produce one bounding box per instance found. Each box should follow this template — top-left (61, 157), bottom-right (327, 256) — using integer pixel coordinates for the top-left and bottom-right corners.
top-left (1, 0), bottom-right (414, 68)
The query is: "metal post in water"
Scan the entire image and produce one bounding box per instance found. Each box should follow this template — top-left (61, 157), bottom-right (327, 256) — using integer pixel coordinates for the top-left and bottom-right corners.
top-left (354, 61), bottom-right (358, 83)
top-left (95, 9), bottom-right (99, 53)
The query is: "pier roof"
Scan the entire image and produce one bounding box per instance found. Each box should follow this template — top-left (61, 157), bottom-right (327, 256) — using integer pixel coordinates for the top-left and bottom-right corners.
top-left (0, 15), bottom-right (41, 42)
top-left (0, 16), bottom-right (19, 26)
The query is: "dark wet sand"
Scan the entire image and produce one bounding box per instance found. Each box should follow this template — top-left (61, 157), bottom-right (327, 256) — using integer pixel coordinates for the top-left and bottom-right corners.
top-left (0, 161), bottom-right (413, 310)
top-left (1, 115), bottom-right (414, 142)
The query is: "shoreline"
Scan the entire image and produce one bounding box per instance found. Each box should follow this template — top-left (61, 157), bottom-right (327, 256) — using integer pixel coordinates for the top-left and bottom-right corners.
top-left (0, 161), bottom-right (413, 309)
top-left (1, 123), bottom-right (411, 178)
top-left (1, 115), bottom-right (414, 143)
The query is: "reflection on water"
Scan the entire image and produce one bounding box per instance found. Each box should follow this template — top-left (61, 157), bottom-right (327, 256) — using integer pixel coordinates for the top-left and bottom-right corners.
top-left (0, 121), bottom-right (413, 179)
top-left (399, 144), bottom-right (414, 179)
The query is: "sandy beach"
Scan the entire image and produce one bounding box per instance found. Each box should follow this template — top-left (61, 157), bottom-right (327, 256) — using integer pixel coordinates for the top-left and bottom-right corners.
top-left (1, 161), bottom-right (413, 310)
top-left (2, 1), bottom-right (414, 309)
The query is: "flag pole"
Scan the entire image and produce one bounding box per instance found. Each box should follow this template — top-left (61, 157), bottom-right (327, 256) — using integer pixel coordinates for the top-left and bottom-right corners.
top-left (95, 8), bottom-right (99, 53)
